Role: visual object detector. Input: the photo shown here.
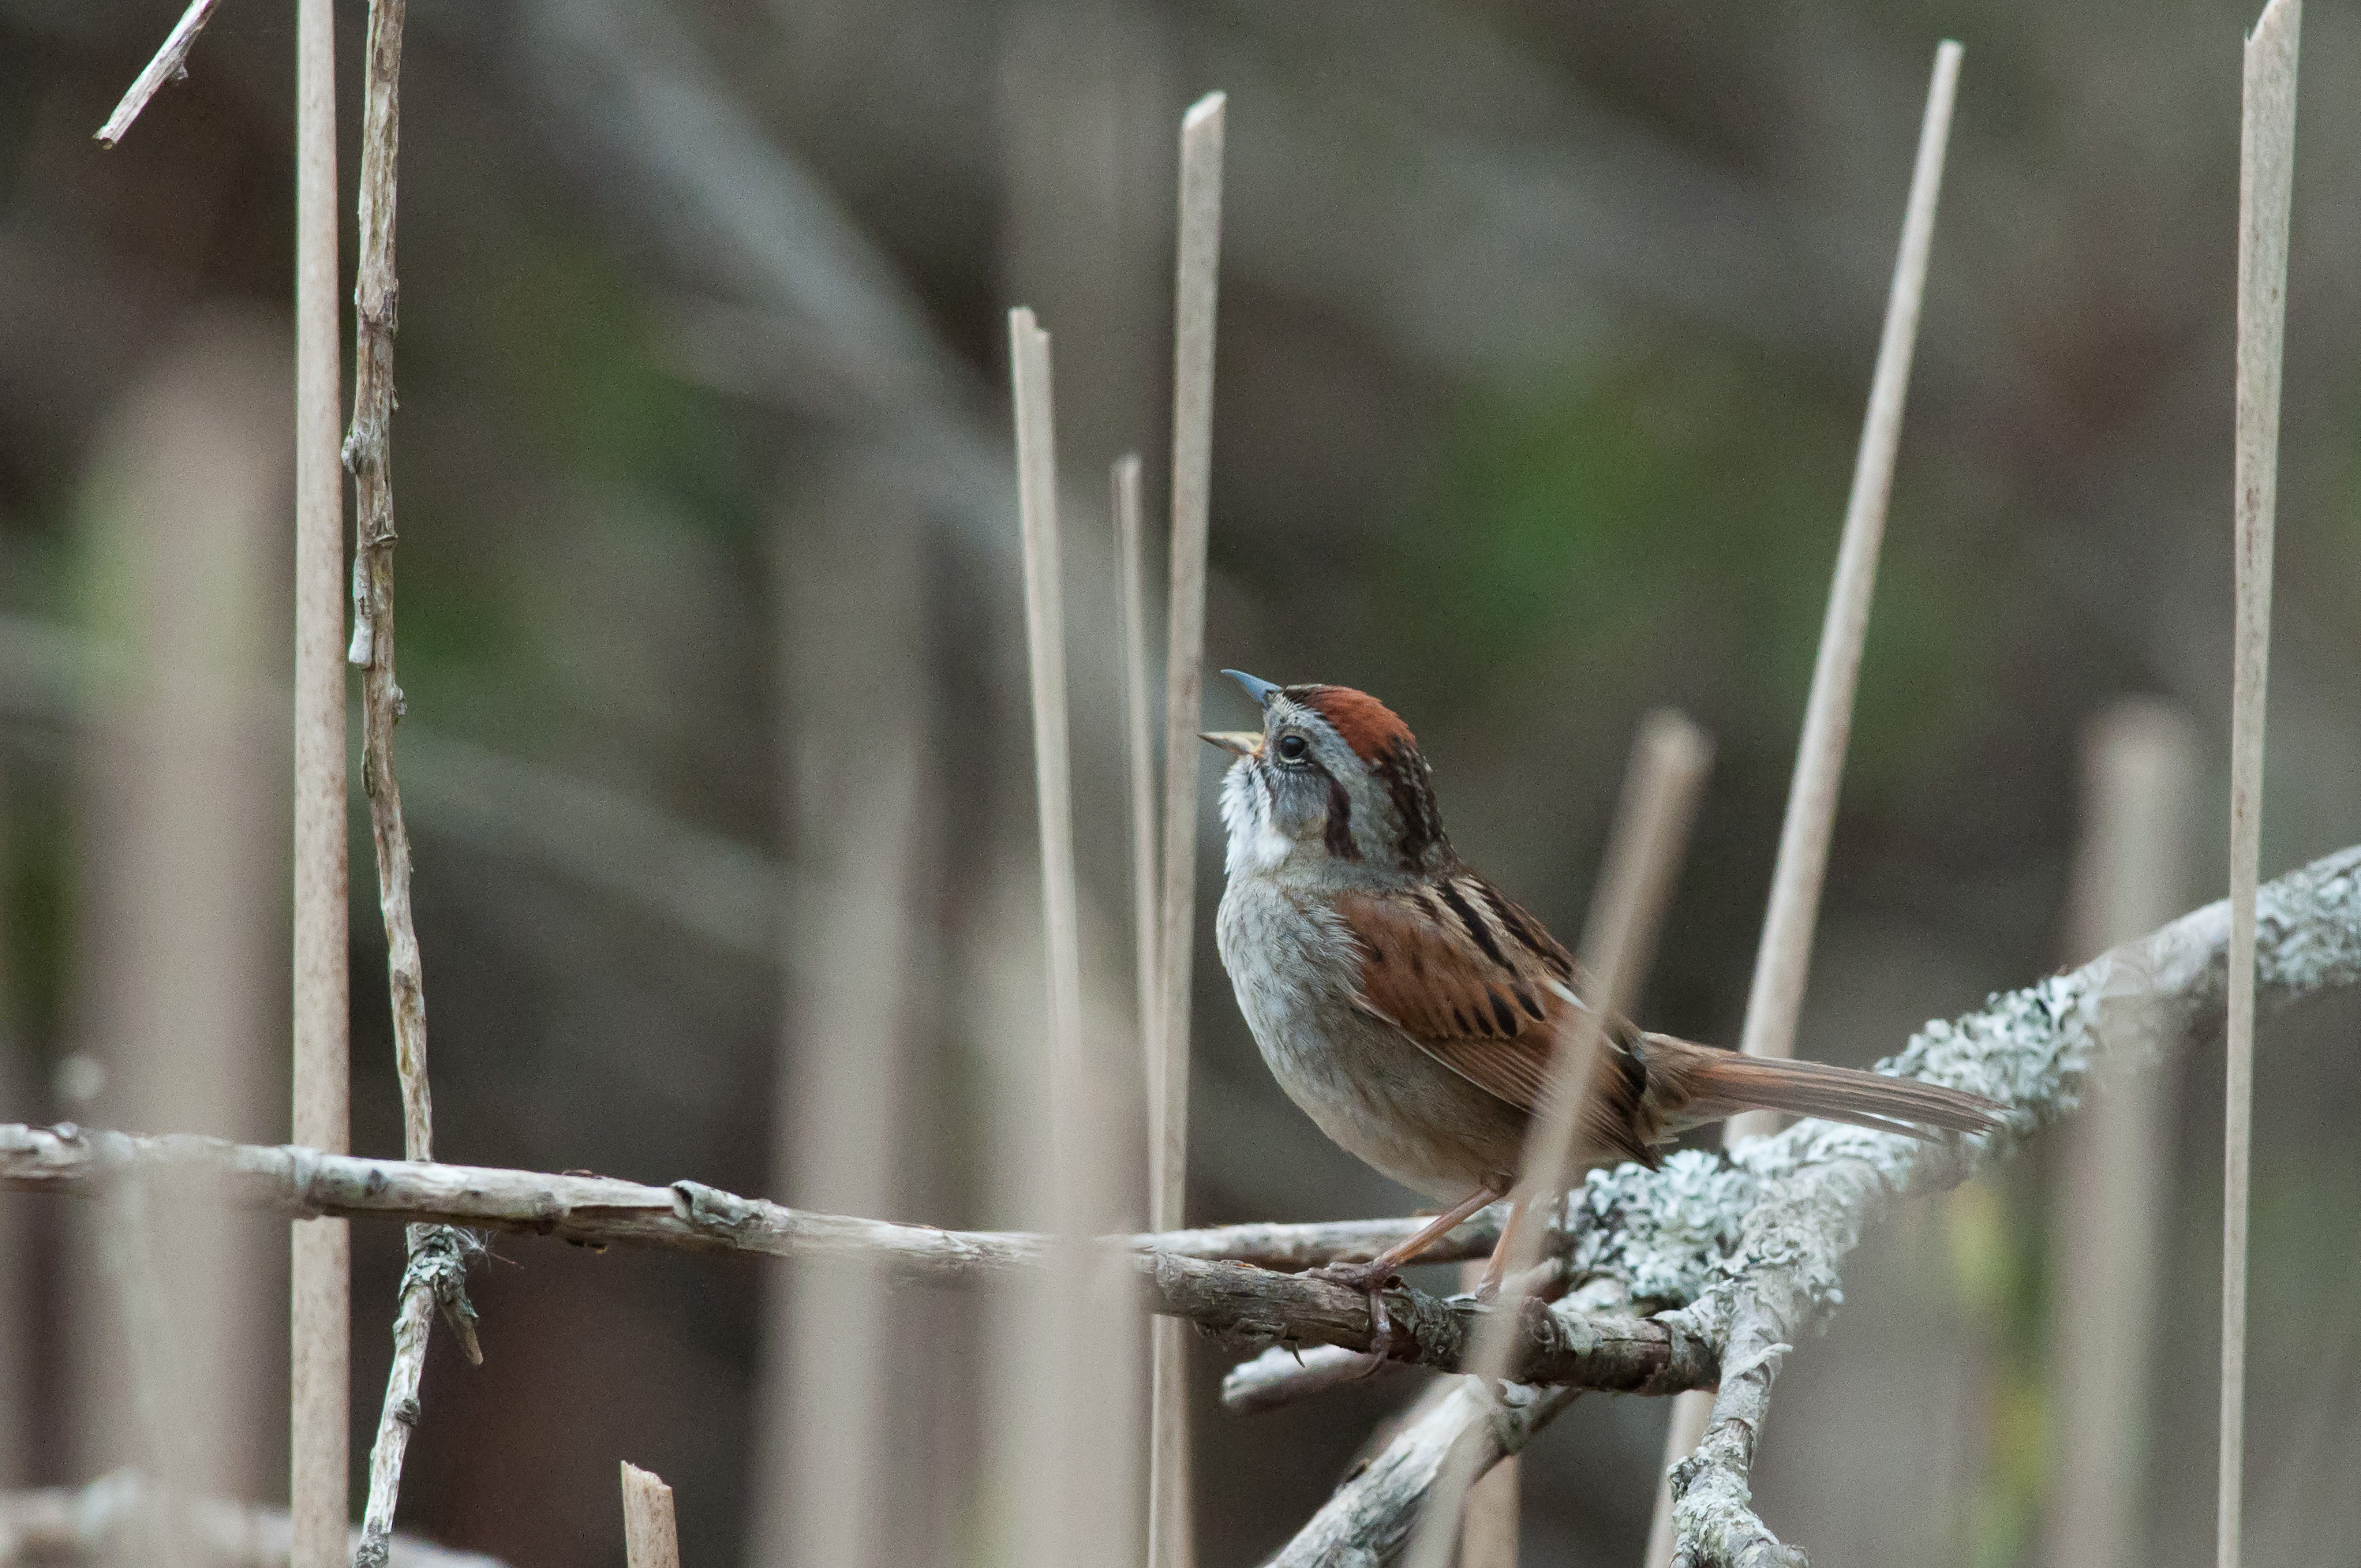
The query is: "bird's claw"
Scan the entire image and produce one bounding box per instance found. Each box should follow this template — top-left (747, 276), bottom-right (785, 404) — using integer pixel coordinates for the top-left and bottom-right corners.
top-left (1307, 1260), bottom-right (1402, 1376)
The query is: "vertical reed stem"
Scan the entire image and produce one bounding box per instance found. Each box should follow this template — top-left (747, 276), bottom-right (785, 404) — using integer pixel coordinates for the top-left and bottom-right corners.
top-left (290, 0), bottom-right (349, 1562)
top-left (2221, 7), bottom-right (2298, 1566)
top-left (1150, 91), bottom-right (1225, 1568)
top-left (1650, 40), bottom-right (1963, 1568)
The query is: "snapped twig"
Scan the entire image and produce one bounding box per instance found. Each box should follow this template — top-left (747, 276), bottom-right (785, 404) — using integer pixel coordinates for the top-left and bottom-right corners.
top-left (93, 0), bottom-right (224, 146)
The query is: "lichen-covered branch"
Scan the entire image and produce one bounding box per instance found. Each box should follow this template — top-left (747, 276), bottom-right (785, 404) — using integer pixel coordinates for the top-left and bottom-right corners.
top-left (1266, 844), bottom-right (2361, 1567)
top-left (0, 1471), bottom-right (506, 1566)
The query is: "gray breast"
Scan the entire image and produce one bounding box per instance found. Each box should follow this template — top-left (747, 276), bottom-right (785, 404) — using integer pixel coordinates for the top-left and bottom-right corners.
top-left (1214, 878), bottom-right (1528, 1202)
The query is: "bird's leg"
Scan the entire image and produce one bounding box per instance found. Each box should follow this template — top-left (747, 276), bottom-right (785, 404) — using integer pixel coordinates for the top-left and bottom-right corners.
top-left (1470, 1191), bottom-right (1535, 1301)
top-left (1307, 1183), bottom-right (1504, 1369)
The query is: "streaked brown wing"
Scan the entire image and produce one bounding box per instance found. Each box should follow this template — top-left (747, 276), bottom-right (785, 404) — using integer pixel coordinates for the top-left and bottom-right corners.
top-left (1338, 874), bottom-right (1656, 1167)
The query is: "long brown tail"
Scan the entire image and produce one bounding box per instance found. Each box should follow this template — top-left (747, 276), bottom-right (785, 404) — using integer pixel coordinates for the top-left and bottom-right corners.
top-left (1642, 1033), bottom-right (2004, 1141)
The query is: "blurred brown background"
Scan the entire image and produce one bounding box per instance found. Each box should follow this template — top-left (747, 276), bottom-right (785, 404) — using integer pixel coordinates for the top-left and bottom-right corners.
top-left (2, 2), bottom-right (2359, 1564)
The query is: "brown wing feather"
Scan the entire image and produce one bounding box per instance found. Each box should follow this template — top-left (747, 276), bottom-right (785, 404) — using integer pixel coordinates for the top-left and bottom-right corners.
top-left (1338, 875), bottom-right (1658, 1167)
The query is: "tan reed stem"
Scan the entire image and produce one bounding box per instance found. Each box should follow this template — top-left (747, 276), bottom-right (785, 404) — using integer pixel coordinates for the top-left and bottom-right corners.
top-left (1405, 710), bottom-right (1712, 1568)
top-left (290, 0), bottom-right (350, 1562)
top-left (2221, 6), bottom-right (2298, 1566)
top-left (619, 1464), bottom-right (680, 1568)
top-left (2045, 703), bottom-right (2196, 1568)
top-left (1009, 307), bottom-right (1141, 1566)
top-left (1150, 90), bottom-right (1225, 1568)
top-left (1648, 39), bottom-right (1963, 1568)
top-left (1116, 453), bottom-right (1160, 1083)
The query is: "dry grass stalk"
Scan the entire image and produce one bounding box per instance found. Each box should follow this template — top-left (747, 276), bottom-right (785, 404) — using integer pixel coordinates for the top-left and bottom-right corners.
top-left (1457, 1260), bottom-right (1518, 1568)
top-left (619, 1464), bottom-right (680, 1568)
top-left (71, 322), bottom-right (287, 1528)
top-left (1007, 307), bottom-right (1141, 1566)
top-left (2045, 703), bottom-right (2195, 1568)
top-left (1116, 453), bottom-right (1159, 1077)
top-left (290, 2), bottom-right (350, 1562)
top-left (1650, 39), bottom-right (1963, 1566)
top-left (1725, 36), bottom-right (1962, 1139)
top-left (341, 3), bottom-right (484, 1562)
top-left (1404, 712), bottom-right (1710, 1568)
top-left (754, 497), bottom-right (924, 1568)
top-left (2221, 6), bottom-right (2299, 1565)
top-left (92, 0), bottom-right (223, 146)
top-left (1151, 90), bottom-right (1225, 1568)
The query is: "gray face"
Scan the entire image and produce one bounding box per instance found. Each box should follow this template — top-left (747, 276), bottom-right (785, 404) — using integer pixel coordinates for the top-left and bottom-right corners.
top-left (1217, 694), bottom-right (1401, 876)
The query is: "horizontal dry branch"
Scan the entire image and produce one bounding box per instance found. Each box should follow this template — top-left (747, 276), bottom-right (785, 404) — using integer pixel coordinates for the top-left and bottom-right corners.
top-left (0, 1125), bottom-right (1681, 1393)
top-left (0, 1126), bottom-right (1502, 1274)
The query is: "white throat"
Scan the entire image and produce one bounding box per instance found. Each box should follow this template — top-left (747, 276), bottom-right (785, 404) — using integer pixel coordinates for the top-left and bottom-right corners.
top-left (1220, 760), bottom-right (1293, 878)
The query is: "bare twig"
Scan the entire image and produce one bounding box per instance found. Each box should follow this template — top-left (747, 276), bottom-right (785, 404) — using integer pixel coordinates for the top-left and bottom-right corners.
top-left (1151, 92), bottom-right (1225, 1568)
top-left (1405, 712), bottom-right (1710, 1568)
top-left (754, 492), bottom-right (924, 1568)
top-left (2046, 704), bottom-right (2195, 1568)
top-left (338, 4), bottom-right (480, 1564)
top-left (93, 0), bottom-right (224, 146)
top-left (0, 1472), bottom-right (507, 1567)
top-left (1649, 39), bottom-right (1963, 1568)
top-left (290, 1), bottom-right (350, 1562)
top-left (2222, 8), bottom-right (2298, 1566)
top-left (619, 1465), bottom-right (679, 1568)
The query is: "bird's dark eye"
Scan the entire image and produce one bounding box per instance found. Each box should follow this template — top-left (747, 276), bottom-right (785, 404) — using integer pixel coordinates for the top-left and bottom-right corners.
top-left (1277, 733), bottom-right (1309, 762)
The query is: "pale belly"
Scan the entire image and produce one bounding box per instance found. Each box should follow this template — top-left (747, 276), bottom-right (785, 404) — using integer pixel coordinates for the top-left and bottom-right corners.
top-left (1214, 877), bottom-right (1528, 1203)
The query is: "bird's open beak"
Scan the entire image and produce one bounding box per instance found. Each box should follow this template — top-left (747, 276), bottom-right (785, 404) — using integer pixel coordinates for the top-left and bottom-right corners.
top-left (1222, 669), bottom-right (1283, 709)
top-left (1200, 731), bottom-right (1261, 756)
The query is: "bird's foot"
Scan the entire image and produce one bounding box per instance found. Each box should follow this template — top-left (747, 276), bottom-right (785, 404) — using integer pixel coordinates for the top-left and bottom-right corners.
top-left (1307, 1259), bottom-right (1403, 1375)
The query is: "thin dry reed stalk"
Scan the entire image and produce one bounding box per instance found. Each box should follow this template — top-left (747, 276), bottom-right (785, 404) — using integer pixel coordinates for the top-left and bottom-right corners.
top-left (619, 1465), bottom-right (680, 1568)
top-left (290, 2), bottom-right (350, 1562)
top-left (2045, 703), bottom-right (2195, 1568)
top-left (1403, 712), bottom-right (1710, 1568)
top-left (1150, 92), bottom-right (1224, 1568)
top-left (2221, 6), bottom-right (2298, 1565)
top-left (1648, 41), bottom-right (1962, 1566)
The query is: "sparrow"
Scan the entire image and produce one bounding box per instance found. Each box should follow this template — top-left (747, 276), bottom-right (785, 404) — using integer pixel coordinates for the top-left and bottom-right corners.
top-left (1205, 671), bottom-right (2000, 1327)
